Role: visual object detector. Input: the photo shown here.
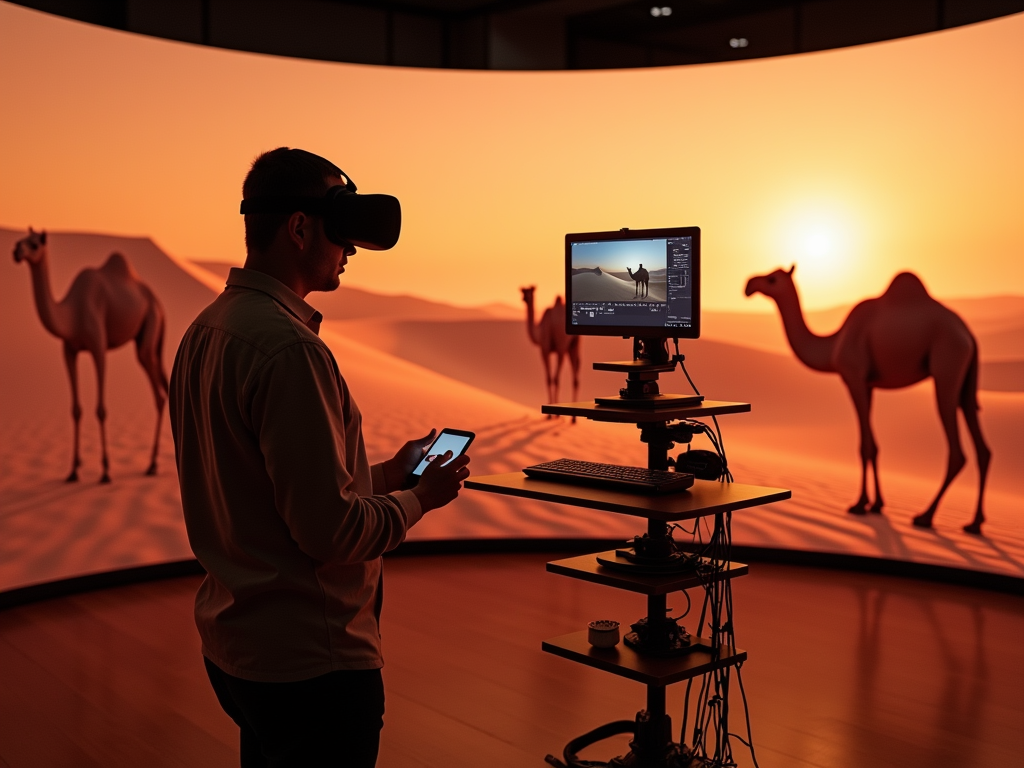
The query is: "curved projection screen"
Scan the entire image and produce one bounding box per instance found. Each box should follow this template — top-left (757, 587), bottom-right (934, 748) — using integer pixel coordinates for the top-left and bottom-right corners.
top-left (0, 2), bottom-right (1021, 592)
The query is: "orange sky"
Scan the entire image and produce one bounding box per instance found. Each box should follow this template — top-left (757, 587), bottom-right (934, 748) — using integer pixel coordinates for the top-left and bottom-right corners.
top-left (1, 2), bottom-right (1021, 312)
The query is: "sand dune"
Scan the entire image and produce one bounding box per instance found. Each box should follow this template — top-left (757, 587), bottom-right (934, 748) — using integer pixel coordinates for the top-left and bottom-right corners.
top-left (571, 271), bottom-right (667, 303)
top-left (1, 228), bottom-right (1021, 592)
top-left (607, 269), bottom-right (668, 280)
top-left (191, 260), bottom-right (519, 322)
top-left (196, 255), bottom-right (1022, 382)
top-left (325, 318), bottom-right (1023, 494)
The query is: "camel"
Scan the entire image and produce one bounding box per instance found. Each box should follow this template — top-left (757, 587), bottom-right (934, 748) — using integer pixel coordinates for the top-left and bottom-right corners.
top-left (626, 265), bottom-right (649, 298)
top-left (521, 288), bottom-right (580, 418)
top-left (745, 266), bottom-right (990, 535)
top-left (13, 229), bottom-right (169, 483)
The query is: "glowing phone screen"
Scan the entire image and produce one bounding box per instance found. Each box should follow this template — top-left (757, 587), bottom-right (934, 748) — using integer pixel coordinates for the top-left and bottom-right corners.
top-left (411, 432), bottom-right (472, 476)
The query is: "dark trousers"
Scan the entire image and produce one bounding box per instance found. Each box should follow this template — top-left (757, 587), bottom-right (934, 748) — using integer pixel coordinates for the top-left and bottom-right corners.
top-left (204, 657), bottom-right (385, 768)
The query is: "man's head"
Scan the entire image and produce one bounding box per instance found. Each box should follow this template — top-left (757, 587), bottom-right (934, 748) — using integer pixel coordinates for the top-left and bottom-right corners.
top-left (242, 148), bottom-right (353, 295)
top-left (243, 148), bottom-right (341, 253)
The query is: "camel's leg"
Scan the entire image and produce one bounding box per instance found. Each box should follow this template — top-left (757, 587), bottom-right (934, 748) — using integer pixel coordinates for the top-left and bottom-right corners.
top-left (136, 310), bottom-right (168, 476)
top-left (62, 343), bottom-right (82, 482)
top-left (568, 340), bottom-right (581, 425)
top-left (552, 351), bottom-right (566, 405)
top-left (541, 352), bottom-right (556, 418)
top-left (869, 455), bottom-right (885, 513)
top-left (844, 380), bottom-right (877, 515)
top-left (912, 375), bottom-right (968, 529)
top-left (960, 404), bottom-right (990, 535)
top-left (551, 351), bottom-right (568, 420)
top-left (90, 346), bottom-right (112, 484)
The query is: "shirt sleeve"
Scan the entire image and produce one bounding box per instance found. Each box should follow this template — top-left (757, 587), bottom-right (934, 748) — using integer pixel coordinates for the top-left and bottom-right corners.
top-left (371, 463), bottom-right (388, 495)
top-left (248, 341), bottom-right (423, 564)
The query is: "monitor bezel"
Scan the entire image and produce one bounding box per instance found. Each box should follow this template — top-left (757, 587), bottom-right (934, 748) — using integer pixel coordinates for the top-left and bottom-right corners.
top-left (564, 226), bottom-right (701, 339)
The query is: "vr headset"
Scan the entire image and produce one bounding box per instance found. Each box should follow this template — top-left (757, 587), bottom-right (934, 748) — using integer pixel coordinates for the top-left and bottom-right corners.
top-left (239, 172), bottom-right (401, 251)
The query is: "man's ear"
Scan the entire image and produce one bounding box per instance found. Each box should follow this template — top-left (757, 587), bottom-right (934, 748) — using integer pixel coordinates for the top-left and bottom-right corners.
top-left (286, 211), bottom-right (309, 250)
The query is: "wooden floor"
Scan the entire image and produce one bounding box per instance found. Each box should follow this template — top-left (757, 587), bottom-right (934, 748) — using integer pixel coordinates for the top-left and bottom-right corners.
top-left (0, 554), bottom-right (1021, 768)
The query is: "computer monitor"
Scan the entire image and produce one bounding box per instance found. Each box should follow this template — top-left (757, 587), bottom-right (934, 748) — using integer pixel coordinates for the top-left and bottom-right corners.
top-left (565, 226), bottom-right (700, 340)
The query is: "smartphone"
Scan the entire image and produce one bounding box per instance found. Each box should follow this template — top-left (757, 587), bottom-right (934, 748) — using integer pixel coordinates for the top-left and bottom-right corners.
top-left (409, 428), bottom-right (475, 484)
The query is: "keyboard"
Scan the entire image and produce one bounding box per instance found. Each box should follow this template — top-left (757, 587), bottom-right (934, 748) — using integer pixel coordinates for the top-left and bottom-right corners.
top-left (523, 458), bottom-right (695, 495)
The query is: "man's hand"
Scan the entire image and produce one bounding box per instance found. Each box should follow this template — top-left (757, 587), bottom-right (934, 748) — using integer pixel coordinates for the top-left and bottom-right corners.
top-left (382, 429), bottom-right (436, 491)
top-left (411, 451), bottom-right (471, 513)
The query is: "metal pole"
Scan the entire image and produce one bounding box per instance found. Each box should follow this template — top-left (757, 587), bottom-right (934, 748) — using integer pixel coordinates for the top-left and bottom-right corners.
top-left (646, 684), bottom-right (666, 721)
top-left (646, 420), bottom-right (671, 471)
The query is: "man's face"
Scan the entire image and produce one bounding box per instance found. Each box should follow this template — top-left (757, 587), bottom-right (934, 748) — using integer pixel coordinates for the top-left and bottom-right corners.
top-left (306, 176), bottom-right (356, 292)
top-left (307, 216), bottom-right (355, 293)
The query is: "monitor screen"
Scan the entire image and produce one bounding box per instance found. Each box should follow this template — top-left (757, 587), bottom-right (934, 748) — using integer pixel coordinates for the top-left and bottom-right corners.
top-left (565, 227), bottom-right (700, 338)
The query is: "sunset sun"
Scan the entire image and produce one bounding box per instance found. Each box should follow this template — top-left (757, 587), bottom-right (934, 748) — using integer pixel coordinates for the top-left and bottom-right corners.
top-left (769, 201), bottom-right (866, 306)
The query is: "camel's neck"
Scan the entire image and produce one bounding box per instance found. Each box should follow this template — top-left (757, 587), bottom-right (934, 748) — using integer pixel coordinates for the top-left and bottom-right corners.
top-left (524, 299), bottom-right (539, 345)
top-left (27, 256), bottom-right (70, 339)
top-left (772, 286), bottom-right (835, 372)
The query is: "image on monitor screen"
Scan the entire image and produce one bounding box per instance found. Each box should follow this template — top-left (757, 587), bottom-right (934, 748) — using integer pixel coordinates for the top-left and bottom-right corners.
top-left (567, 228), bottom-right (699, 337)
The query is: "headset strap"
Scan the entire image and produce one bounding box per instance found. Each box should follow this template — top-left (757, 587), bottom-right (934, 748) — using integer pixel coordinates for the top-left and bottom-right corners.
top-left (239, 195), bottom-right (332, 215)
top-left (239, 177), bottom-right (356, 215)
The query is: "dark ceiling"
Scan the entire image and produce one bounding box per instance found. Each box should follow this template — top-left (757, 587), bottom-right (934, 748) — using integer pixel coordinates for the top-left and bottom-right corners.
top-left (11, 0), bottom-right (1024, 69)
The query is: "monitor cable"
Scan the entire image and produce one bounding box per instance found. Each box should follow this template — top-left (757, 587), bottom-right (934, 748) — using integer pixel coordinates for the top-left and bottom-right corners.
top-left (672, 338), bottom-right (733, 482)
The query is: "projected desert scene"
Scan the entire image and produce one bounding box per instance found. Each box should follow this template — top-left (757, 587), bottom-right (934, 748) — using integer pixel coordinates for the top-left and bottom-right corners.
top-left (2, 225), bottom-right (1022, 594)
top-left (571, 239), bottom-right (668, 302)
top-left (0, 3), bottom-right (1021, 596)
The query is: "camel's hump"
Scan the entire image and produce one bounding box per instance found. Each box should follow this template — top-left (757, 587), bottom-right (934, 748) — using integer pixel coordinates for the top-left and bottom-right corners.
top-left (882, 272), bottom-right (931, 301)
top-left (100, 252), bottom-right (138, 279)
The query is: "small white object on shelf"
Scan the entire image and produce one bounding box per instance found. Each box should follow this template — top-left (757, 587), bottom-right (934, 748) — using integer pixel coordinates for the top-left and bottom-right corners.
top-left (588, 619), bottom-right (620, 648)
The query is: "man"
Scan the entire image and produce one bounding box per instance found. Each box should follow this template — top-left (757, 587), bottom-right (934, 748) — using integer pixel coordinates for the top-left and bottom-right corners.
top-left (170, 147), bottom-right (470, 767)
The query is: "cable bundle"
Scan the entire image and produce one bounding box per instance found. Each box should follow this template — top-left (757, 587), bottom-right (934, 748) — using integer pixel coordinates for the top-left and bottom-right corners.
top-left (670, 345), bottom-right (757, 767)
top-left (681, 513), bottom-right (759, 768)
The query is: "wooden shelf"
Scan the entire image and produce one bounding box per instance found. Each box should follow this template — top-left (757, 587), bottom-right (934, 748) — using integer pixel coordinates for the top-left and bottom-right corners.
top-left (464, 475), bottom-right (791, 522)
top-left (542, 632), bottom-right (746, 686)
top-left (546, 552), bottom-right (748, 595)
top-left (541, 399), bottom-right (751, 423)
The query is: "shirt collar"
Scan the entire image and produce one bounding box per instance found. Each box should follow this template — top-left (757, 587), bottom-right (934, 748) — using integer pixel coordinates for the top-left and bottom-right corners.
top-left (226, 268), bottom-right (323, 334)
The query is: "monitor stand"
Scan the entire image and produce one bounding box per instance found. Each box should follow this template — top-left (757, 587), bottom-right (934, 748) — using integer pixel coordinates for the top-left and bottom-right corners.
top-left (593, 337), bottom-right (704, 410)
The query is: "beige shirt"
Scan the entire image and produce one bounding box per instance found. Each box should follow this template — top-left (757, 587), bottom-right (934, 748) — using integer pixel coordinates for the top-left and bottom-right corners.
top-left (170, 268), bottom-right (422, 682)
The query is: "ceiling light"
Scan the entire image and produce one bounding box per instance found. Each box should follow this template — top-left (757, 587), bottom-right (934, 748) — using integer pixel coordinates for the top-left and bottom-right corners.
top-left (729, 37), bottom-right (749, 48)
top-left (650, 6), bottom-right (672, 17)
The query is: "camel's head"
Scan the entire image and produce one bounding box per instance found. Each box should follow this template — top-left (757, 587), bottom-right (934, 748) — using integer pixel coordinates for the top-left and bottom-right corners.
top-left (520, 286), bottom-right (536, 304)
top-left (744, 265), bottom-right (795, 299)
top-left (13, 228), bottom-right (46, 265)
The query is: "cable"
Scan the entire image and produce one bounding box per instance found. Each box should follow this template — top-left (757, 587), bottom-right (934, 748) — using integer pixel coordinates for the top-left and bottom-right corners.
top-left (669, 485), bottom-right (752, 767)
top-left (735, 664), bottom-right (762, 768)
top-left (672, 339), bottom-right (734, 483)
top-left (669, 521), bottom-right (696, 537)
top-left (670, 588), bottom-right (692, 620)
top-left (678, 509), bottom-right (756, 768)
